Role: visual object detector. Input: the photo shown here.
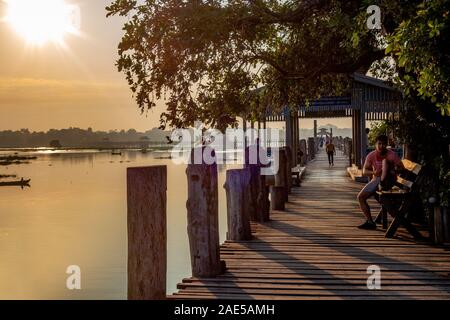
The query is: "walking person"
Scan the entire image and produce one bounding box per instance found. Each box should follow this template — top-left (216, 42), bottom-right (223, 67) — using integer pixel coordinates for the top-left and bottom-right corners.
top-left (326, 141), bottom-right (336, 166)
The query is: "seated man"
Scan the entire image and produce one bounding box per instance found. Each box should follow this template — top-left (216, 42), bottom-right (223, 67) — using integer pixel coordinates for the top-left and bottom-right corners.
top-left (357, 135), bottom-right (405, 230)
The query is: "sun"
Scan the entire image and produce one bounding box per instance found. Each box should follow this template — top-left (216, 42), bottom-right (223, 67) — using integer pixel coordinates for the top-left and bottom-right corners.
top-left (5, 0), bottom-right (79, 45)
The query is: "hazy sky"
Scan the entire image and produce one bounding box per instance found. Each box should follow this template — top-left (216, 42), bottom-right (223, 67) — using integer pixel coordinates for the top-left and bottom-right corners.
top-left (0, 0), bottom-right (351, 132)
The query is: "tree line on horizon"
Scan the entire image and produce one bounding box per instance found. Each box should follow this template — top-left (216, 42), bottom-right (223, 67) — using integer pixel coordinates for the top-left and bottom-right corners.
top-left (0, 127), bottom-right (171, 148)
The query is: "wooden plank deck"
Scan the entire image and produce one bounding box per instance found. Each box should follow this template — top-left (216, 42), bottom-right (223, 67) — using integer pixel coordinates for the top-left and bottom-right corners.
top-left (169, 150), bottom-right (450, 300)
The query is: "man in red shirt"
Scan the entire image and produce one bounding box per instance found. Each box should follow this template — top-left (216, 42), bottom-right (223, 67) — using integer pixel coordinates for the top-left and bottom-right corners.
top-left (357, 135), bottom-right (404, 230)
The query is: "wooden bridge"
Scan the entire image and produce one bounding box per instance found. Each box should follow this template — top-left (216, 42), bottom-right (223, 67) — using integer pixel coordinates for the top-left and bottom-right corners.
top-left (169, 150), bottom-right (450, 300)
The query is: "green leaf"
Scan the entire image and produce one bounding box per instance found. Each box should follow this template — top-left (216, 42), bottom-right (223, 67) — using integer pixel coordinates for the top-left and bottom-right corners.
top-left (351, 33), bottom-right (359, 48)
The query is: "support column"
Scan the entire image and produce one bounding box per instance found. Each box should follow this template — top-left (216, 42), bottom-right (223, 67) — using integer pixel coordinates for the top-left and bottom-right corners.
top-left (351, 111), bottom-right (356, 166)
top-left (293, 114), bottom-right (299, 166)
top-left (354, 110), bottom-right (362, 169)
top-left (313, 120), bottom-right (317, 139)
top-left (360, 108), bottom-right (367, 167)
top-left (285, 110), bottom-right (293, 156)
top-left (242, 116), bottom-right (247, 150)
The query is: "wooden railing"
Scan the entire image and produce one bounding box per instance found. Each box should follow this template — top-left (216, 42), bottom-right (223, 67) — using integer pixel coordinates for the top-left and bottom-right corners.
top-left (126, 146), bottom-right (300, 299)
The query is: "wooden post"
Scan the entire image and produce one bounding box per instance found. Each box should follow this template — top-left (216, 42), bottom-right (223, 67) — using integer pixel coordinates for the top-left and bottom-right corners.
top-left (285, 146), bottom-right (293, 193)
top-left (257, 175), bottom-right (271, 221)
top-left (275, 148), bottom-right (288, 202)
top-left (348, 140), bottom-right (353, 167)
top-left (270, 186), bottom-right (285, 210)
top-left (308, 138), bottom-right (315, 160)
top-left (244, 145), bottom-right (260, 221)
top-left (294, 115), bottom-right (300, 166)
top-left (434, 206), bottom-right (444, 244)
top-left (300, 139), bottom-right (307, 166)
top-left (127, 166), bottom-right (167, 300)
top-left (354, 110), bottom-right (362, 168)
top-left (186, 147), bottom-right (222, 277)
top-left (434, 206), bottom-right (450, 244)
top-left (360, 108), bottom-right (367, 167)
top-left (244, 145), bottom-right (259, 221)
top-left (285, 110), bottom-right (292, 152)
top-left (224, 169), bottom-right (252, 241)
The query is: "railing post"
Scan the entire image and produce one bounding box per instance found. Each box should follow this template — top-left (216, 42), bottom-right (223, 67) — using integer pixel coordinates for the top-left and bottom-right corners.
top-left (186, 147), bottom-right (223, 277)
top-left (245, 143), bottom-right (270, 222)
top-left (224, 169), bottom-right (252, 241)
top-left (308, 137), bottom-right (315, 161)
top-left (299, 139), bottom-right (307, 166)
top-left (285, 146), bottom-right (293, 193)
top-left (127, 166), bottom-right (167, 300)
top-left (274, 148), bottom-right (288, 203)
top-left (257, 174), bottom-right (271, 222)
top-left (270, 186), bottom-right (285, 210)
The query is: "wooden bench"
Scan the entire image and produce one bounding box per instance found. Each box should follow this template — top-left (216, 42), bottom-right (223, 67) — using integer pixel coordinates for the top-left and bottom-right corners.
top-left (374, 159), bottom-right (423, 239)
top-left (292, 165), bottom-right (306, 186)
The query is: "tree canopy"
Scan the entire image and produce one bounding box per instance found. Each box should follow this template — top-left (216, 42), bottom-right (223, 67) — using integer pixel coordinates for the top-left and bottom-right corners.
top-left (106, 0), bottom-right (449, 129)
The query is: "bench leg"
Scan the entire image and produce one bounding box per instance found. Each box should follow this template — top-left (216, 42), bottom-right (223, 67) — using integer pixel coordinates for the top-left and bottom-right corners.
top-left (375, 207), bottom-right (388, 229)
top-left (400, 216), bottom-right (423, 239)
top-left (382, 207), bottom-right (388, 230)
top-left (375, 208), bottom-right (383, 224)
top-left (385, 215), bottom-right (401, 238)
top-left (385, 200), bottom-right (422, 239)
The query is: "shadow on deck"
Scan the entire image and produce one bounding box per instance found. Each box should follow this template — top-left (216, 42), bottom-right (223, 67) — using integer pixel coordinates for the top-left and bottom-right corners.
top-left (170, 149), bottom-right (450, 300)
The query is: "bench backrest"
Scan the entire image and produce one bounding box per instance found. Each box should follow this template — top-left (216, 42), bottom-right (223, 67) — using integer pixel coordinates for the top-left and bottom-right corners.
top-left (396, 159), bottom-right (422, 191)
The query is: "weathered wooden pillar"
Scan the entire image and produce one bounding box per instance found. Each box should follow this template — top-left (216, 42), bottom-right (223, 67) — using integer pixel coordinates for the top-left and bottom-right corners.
top-left (308, 137), bottom-right (315, 160)
top-left (274, 148), bottom-right (288, 203)
top-left (299, 139), bottom-right (307, 166)
top-left (434, 206), bottom-right (450, 244)
top-left (353, 110), bottom-right (362, 168)
top-left (285, 110), bottom-right (293, 153)
top-left (351, 112), bottom-right (356, 166)
top-left (246, 141), bottom-right (271, 222)
top-left (294, 115), bottom-right (300, 166)
top-left (246, 163), bottom-right (260, 221)
top-left (186, 147), bottom-right (223, 277)
top-left (245, 144), bottom-right (261, 221)
top-left (242, 116), bottom-right (247, 150)
top-left (127, 166), bottom-right (167, 300)
top-left (270, 186), bottom-right (285, 210)
top-left (348, 139), bottom-right (353, 167)
top-left (224, 169), bottom-right (252, 241)
top-left (313, 120), bottom-right (318, 141)
top-left (285, 146), bottom-right (293, 193)
top-left (257, 175), bottom-right (271, 221)
top-left (360, 108), bottom-right (367, 166)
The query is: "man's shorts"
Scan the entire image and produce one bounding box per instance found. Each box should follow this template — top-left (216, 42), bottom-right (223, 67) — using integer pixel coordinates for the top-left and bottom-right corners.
top-left (361, 177), bottom-right (381, 194)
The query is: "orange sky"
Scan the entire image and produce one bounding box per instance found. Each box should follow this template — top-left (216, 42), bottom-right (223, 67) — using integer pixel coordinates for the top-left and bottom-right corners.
top-left (0, 0), bottom-right (351, 132)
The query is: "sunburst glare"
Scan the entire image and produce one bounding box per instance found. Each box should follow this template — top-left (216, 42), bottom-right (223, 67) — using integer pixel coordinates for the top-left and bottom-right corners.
top-left (4, 0), bottom-right (80, 45)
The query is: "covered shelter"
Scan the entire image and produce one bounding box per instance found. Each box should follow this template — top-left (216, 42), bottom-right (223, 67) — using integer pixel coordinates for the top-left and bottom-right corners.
top-left (263, 73), bottom-right (406, 168)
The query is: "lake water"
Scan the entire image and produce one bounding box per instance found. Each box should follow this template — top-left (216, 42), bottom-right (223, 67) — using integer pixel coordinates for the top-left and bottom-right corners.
top-left (0, 149), bottom-right (236, 299)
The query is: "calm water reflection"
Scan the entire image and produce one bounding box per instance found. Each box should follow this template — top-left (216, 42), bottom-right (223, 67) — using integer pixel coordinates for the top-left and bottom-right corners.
top-left (0, 149), bottom-right (233, 299)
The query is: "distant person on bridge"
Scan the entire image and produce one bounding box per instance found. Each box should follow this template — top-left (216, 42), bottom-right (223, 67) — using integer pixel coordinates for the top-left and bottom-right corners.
top-left (325, 142), bottom-right (336, 166)
top-left (357, 135), bottom-right (405, 230)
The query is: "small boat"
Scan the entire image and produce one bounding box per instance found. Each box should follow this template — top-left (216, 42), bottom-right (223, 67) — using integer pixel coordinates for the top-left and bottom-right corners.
top-left (111, 151), bottom-right (122, 155)
top-left (0, 178), bottom-right (31, 188)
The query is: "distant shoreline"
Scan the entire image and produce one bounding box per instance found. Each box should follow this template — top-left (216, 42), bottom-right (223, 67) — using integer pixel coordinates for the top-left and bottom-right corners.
top-left (0, 146), bottom-right (172, 152)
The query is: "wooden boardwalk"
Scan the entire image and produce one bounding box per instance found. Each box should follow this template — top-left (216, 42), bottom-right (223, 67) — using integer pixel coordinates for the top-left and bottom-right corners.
top-left (170, 150), bottom-right (450, 300)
